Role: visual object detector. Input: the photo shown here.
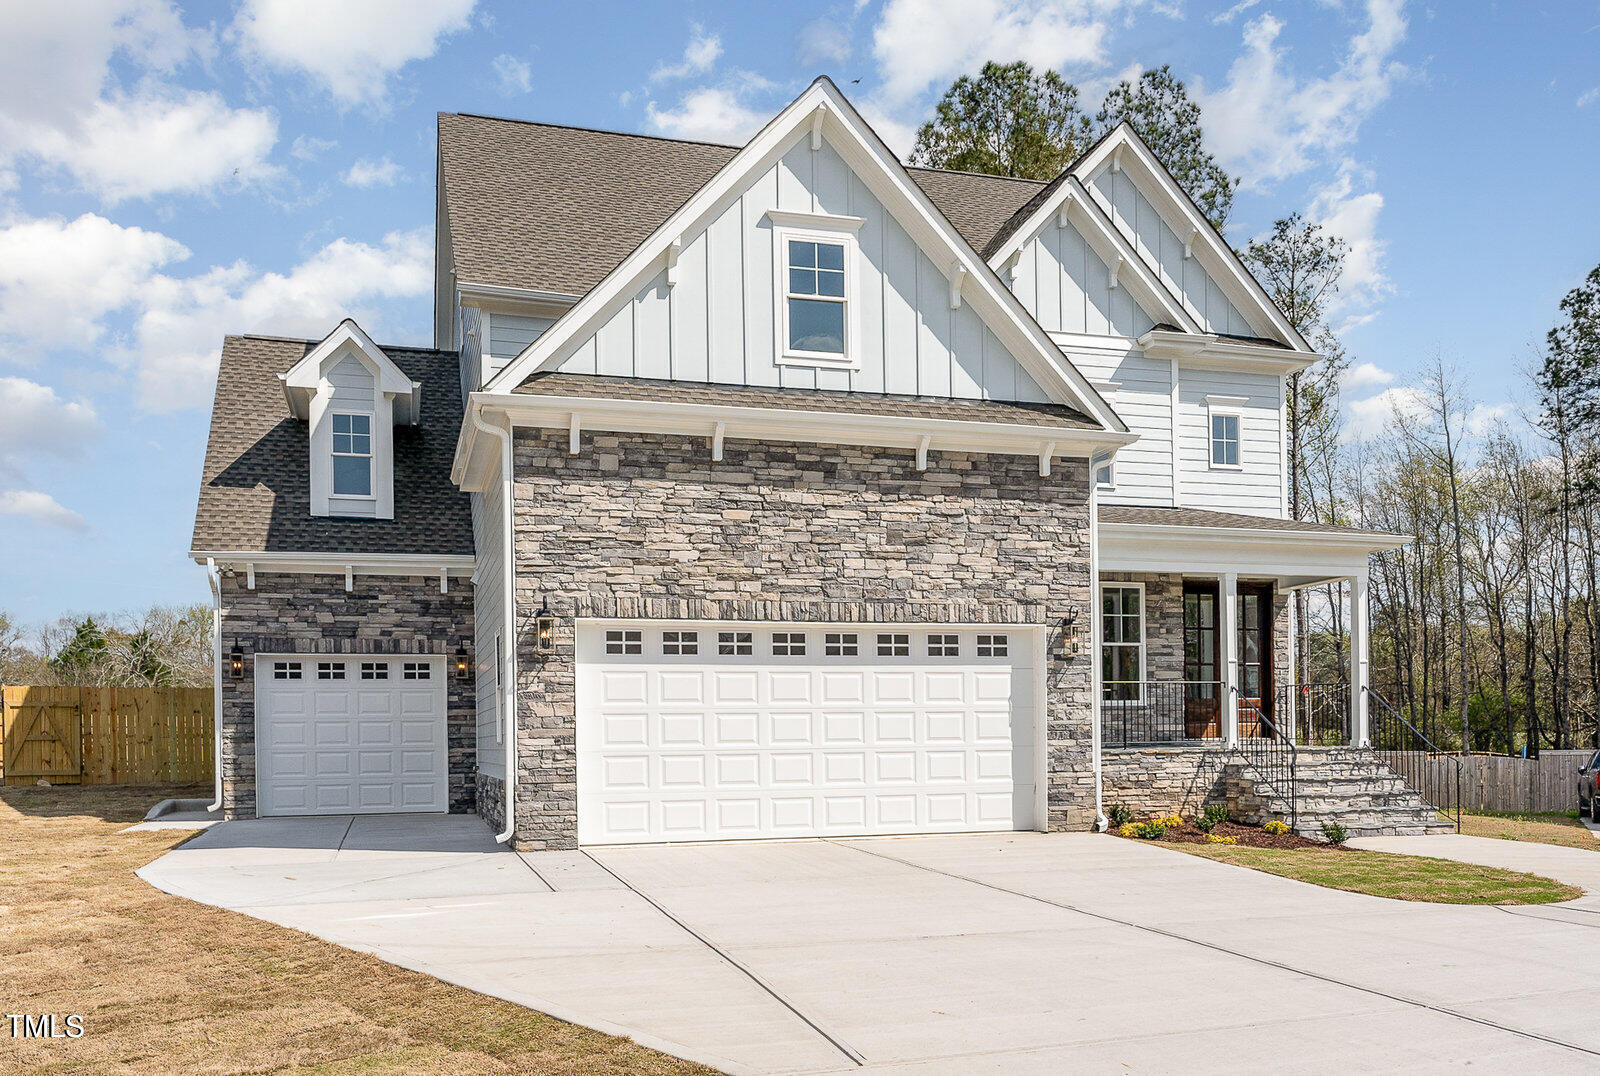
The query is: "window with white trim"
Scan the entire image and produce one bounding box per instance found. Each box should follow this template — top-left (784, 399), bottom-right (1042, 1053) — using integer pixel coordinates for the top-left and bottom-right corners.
top-left (718, 631), bottom-right (753, 656)
top-left (662, 630), bottom-right (698, 656)
top-left (976, 634), bottom-right (1008, 657)
top-left (360, 661), bottom-right (388, 680)
top-left (605, 630), bottom-right (642, 655)
top-left (1206, 398), bottom-right (1244, 470)
top-left (1101, 585), bottom-right (1144, 702)
top-left (772, 218), bottom-right (860, 370)
top-left (928, 634), bottom-right (959, 657)
top-left (824, 632), bottom-right (858, 656)
top-left (1091, 451), bottom-right (1115, 490)
top-left (331, 412), bottom-right (373, 496)
top-left (273, 661), bottom-right (302, 680)
top-left (317, 661), bottom-right (346, 681)
top-left (772, 631), bottom-right (806, 656)
top-left (402, 661), bottom-right (431, 680)
top-left (876, 633), bottom-right (909, 657)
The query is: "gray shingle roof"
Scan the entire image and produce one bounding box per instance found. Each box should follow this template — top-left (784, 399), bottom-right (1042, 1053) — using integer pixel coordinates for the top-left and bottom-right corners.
top-left (191, 335), bottom-right (473, 557)
top-left (437, 113), bottom-right (1046, 297)
top-left (1098, 504), bottom-right (1395, 537)
top-left (515, 372), bottom-right (1098, 429)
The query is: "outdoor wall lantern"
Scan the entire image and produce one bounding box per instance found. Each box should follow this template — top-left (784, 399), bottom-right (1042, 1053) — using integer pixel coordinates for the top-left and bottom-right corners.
top-left (1060, 605), bottom-right (1083, 658)
top-left (228, 643), bottom-right (245, 679)
top-left (454, 642), bottom-right (472, 682)
top-left (533, 602), bottom-right (557, 657)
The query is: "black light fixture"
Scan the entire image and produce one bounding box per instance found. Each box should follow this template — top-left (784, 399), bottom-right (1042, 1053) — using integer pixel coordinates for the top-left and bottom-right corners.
top-left (454, 642), bottom-right (471, 681)
top-left (1060, 604), bottom-right (1083, 659)
top-left (533, 601), bottom-right (557, 656)
top-left (228, 642), bottom-right (245, 679)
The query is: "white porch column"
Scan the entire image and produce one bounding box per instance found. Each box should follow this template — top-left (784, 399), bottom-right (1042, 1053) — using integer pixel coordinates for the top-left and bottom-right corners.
top-left (1350, 570), bottom-right (1370, 746)
top-left (1221, 571), bottom-right (1239, 746)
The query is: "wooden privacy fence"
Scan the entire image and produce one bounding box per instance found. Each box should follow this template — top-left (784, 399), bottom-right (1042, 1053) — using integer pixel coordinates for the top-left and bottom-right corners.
top-left (1382, 749), bottom-right (1592, 815)
top-left (0, 685), bottom-right (213, 786)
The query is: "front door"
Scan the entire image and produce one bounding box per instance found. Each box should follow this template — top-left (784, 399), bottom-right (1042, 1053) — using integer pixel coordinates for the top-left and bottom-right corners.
top-left (1237, 584), bottom-right (1274, 738)
top-left (1183, 583), bottom-right (1220, 739)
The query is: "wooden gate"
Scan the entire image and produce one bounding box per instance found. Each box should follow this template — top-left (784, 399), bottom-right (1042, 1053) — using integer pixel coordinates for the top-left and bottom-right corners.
top-left (1, 685), bottom-right (213, 786)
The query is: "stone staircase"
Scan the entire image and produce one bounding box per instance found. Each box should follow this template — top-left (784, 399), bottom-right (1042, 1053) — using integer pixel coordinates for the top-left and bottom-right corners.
top-left (1226, 746), bottom-right (1456, 839)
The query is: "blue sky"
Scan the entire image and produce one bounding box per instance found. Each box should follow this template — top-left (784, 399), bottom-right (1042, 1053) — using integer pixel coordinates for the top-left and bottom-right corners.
top-left (2, 0), bottom-right (1597, 626)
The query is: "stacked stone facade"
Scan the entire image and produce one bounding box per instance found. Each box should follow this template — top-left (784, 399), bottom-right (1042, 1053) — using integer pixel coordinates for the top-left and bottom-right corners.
top-left (503, 429), bottom-right (1096, 850)
top-left (217, 572), bottom-right (475, 817)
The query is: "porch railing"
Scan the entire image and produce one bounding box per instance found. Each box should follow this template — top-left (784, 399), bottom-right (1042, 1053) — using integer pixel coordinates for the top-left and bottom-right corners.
top-left (1279, 683), bottom-right (1351, 747)
top-left (1100, 681), bottom-right (1224, 747)
top-left (1236, 687), bottom-right (1298, 833)
top-left (1366, 686), bottom-right (1463, 832)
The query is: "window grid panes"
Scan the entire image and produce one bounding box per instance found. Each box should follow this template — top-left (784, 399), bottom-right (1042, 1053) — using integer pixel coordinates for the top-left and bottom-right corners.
top-left (718, 631), bottom-right (753, 656)
top-left (824, 632), bottom-right (858, 657)
top-left (928, 634), bottom-right (959, 657)
top-left (976, 634), bottom-right (1008, 657)
top-left (1210, 413), bottom-right (1240, 467)
top-left (605, 630), bottom-right (643, 655)
top-left (1101, 586), bottom-right (1144, 701)
top-left (273, 661), bottom-right (302, 680)
top-left (662, 630), bottom-right (698, 656)
top-left (1092, 452), bottom-right (1113, 488)
top-left (877, 633), bottom-right (910, 657)
top-left (331, 412), bottom-right (373, 496)
top-left (317, 661), bottom-right (346, 681)
top-left (403, 661), bottom-right (431, 680)
top-left (772, 631), bottom-right (806, 656)
top-left (786, 238), bottom-right (846, 355)
top-left (360, 661), bottom-right (388, 680)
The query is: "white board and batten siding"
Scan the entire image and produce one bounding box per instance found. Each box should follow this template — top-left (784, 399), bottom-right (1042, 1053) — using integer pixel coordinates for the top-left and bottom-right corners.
top-left (543, 137), bottom-right (1050, 403)
top-left (1086, 165), bottom-right (1257, 338)
top-left (1011, 220), bottom-right (1156, 339)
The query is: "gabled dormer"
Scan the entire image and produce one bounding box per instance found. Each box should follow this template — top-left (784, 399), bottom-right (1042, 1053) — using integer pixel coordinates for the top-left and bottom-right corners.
top-left (279, 319), bottom-right (421, 520)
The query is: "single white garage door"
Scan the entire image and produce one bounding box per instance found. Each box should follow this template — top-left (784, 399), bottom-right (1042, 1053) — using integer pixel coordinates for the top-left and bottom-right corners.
top-left (255, 655), bottom-right (448, 816)
top-left (576, 623), bottom-right (1038, 844)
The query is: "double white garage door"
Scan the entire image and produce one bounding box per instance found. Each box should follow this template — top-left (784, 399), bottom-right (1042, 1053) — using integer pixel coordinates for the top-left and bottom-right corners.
top-left (254, 655), bottom-right (448, 816)
top-left (576, 622), bottom-right (1039, 844)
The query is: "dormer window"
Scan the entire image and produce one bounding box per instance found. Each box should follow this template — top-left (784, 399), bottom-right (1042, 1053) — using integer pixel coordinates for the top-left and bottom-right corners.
top-left (767, 210), bottom-right (863, 371)
top-left (331, 413), bottom-right (373, 497)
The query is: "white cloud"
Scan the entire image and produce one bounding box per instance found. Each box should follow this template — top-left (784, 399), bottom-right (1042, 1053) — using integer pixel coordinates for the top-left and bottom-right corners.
top-left (0, 3), bottom-right (277, 201)
top-left (290, 134), bottom-right (337, 161)
top-left (0, 213), bottom-right (431, 411)
top-left (233, 0), bottom-right (476, 105)
top-left (1212, 0), bottom-right (1264, 24)
top-left (493, 53), bottom-right (533, 96)
top-left (0, 378), bottom-right (99, 478)
top-left (1467, 402), bottom-right (1513, 436)
top-left (1578, 87), bottom-right (1599, 108)
top-left (647, 87), bottom-right (766, 144)
top-left (797, 18), bottom-right (852, 67)
top-left (1346, 384), bottom-right (1424, 439)
top-left (0, 490), bottom-right (88, 532)
top-left (341, 156), bottom-right (404, 188)
top-left (1198, 0), bottom-right (1410, 186)
top-left (651, 24), bottom-right (724, 83)
top-left (1342, 362), bottom-right (1394, 393)
top-left (1309, 160), bottom-right (1391, 322)
top-left (869, 0), bottom-right (1169, 109)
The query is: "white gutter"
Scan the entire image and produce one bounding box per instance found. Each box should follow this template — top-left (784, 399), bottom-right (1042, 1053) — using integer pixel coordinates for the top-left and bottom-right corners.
top-left (1088, 484), bottom-right (1106, 832)
top-left (471, 408), bottom-right (518, 845)
top-left (205, 558), bottom-right (224, 813)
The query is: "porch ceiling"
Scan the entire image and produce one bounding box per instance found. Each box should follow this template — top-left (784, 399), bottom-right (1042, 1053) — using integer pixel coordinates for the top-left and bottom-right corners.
top-left (1097, 508), bottom-right (1408, 579)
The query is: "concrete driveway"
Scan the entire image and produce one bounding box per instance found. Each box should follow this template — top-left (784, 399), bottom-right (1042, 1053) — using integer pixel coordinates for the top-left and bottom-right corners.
top-left (140, 818), bottom-right (1600, 1074)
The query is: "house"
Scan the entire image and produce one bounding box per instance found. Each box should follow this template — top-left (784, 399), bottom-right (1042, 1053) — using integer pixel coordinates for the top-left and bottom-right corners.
top-left (192, 78), bottom-right (1442, 848)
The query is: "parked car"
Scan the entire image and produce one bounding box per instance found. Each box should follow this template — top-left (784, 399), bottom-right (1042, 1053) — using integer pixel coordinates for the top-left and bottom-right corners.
top-left (1579, 752), bottom-right (1600, 821)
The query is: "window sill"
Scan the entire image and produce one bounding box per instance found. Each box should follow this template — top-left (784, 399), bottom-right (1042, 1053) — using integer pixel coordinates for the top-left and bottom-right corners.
top-left (777, 351), bottom-right (859, 372)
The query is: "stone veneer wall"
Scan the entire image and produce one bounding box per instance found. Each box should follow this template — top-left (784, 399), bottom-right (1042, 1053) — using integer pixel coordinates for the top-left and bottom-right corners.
top-left (1100, 747), bottom-right (1230, 818)
top-left (476, 772), bottom-right (506, 833)
top-left (218, 572), bottom-right (475, 818)
top-left (509, 429), bottom-right (1095, 850)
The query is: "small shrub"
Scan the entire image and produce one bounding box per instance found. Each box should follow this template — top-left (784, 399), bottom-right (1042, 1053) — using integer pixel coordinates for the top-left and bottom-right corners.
top-left (1119, 820), bottom-right (1170, 839)
top-left (1203, 804), bottom-right (1231, 827)
top-left (1195, 815), bottom-right (1217, 834)
top-left (1320, 821), bottom-right (1348, 845)
top-left (1264, 820), bottom-right (1290, 836)
top-left (1118, 822), bottom-right (1141, 838)
top-left (1106, 804), bottom-right (1133, 828)
top-left (1205, 834), bottom-right (1237, 845)
top-left (1156, 813), bottom-right (1184, 829)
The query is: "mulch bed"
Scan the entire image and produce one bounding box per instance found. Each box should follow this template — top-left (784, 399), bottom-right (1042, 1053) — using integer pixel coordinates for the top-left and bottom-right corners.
top-left (1120, 819), bottom-right (1326, 849)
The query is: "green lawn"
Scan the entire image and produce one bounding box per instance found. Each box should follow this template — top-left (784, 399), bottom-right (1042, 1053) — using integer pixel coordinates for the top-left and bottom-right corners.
top-left (1462, 810), bottom-right (1598, 852)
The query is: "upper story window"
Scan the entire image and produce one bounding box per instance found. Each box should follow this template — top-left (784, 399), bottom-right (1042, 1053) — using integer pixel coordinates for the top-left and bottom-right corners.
top-left (331, 413), bottom-right (373, 496)
top-left (1206, 396), bottom-right (1246, 470)
top-left (786, 239), bottom-right (847, 357)
top-left (768, 212), bottom-right (863, 371)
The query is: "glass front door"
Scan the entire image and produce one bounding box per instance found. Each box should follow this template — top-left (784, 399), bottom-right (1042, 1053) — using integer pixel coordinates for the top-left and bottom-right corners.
top-left (1237, 584), bottom-right (1274, 737)
top-left (1183, 582), bottom-right (1220, 738)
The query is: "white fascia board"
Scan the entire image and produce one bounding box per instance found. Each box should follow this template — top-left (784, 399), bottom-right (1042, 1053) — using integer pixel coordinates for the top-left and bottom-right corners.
top-left (190, 550), bottom-right (475, 575)
top-left (1097, 521), bottom-right (1410, 576)
top-left (479, 78), bottom-right (1127, 436)
top-left (453, 390), bottom-right (1137, 489)
top-left (1074, 126), bottom-right (1314, 354)
top-left (1137, 329), bottom-right (1320, 376)
top-left (457, 280), bottom-right (581, 312)
top-left (282, 318), bottom-right (421, 423)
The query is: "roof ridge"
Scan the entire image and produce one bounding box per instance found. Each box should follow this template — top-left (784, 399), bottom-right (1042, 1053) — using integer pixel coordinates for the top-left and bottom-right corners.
top-left (442, 111), bottom-right (742, 151)
top-left (233, 332), bottom-right (451, 355)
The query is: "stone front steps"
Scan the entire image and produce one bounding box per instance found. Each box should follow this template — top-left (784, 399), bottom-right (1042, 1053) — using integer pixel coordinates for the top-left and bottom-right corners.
top-left (1227, 747), bottom-right (1456, 839)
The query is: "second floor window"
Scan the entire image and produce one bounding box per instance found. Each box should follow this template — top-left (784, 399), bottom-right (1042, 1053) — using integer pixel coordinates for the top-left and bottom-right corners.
top-left (1209, 412), bottom-right (1241, 468)
top-left (332, 413), bottom-right (373, 496)
top-left (785, 238), bottom-right (846, 357)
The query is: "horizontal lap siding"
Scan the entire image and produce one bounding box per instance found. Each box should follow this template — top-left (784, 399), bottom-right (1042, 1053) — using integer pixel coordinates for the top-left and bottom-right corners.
top-left (485, 313), bottom-right (557, 383)
top-left (473, 463), bottom-right (506, 782)
top-left (1176, 368), bottom-right (1284, 517)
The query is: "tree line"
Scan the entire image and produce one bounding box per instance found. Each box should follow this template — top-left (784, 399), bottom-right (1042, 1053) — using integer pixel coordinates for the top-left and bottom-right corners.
top-left (0, 606), bottom-right (212, 688)
top-left (913, 62), bottom-right (1598, 756)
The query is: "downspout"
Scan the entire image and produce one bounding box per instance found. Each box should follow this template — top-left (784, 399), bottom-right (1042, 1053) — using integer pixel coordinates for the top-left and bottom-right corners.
top-left (1089, 470), bottom-right (1107, 831)
top-left (205, 557), bottom-right (224, 813)
top-left (470, 408), bottom-right (517, 844)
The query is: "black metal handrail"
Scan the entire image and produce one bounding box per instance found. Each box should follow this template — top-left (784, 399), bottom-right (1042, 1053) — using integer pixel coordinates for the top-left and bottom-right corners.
top-left (1365, 686), bottom-right (1462, 832)
top-left (1100, 680), bottom-right (1224, 747)
top-left (1278, 683), bottom-right (1351, 746)
top-left (1236, 685), bottom-right (1298, 832)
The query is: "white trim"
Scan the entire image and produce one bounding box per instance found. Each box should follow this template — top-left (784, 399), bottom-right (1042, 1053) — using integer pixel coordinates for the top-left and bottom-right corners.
top-left (476, 78), bottom-right (1126, 435)
top-left (1204, 394), bottom-right (1249, 406)
top-left (1099, 580), bottom-right (1146, 705)
top-left (1206, 399), bottom-right (1244, 471)
top-left (568, 411), bottom-right (581, 455)
top-left (915, 433), bottom-right (931, 471)
top-left (771, 218), bottom-right (861, 371)
top-left (1168, 357), bottom-right (1181, 505)
top-left (458, 280), bottom-right (583, 307)
top-left (1097, 520), bottom-right (1409, 578)
top-left (711, 421), bottom-right (726, 461)
top-left (1139, 330), bottom-right (1319, 375)
top-left (329, 410), bottom-right (376, 500)
top-left (1090, 448), bottom-right (1116, 490)
top-left (192, 550), bottom-right (475, 577)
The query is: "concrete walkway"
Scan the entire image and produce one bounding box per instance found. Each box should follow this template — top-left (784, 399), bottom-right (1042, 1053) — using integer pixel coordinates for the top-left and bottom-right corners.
top-left (140, 818), bottom-right (1600, 1074)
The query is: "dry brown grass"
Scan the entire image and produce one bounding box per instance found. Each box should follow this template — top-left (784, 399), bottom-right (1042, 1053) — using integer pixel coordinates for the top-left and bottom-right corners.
top-left (1462, 810), bottom-right (1600, 852)
top-left (0, 784), bottom-right (712, 1075)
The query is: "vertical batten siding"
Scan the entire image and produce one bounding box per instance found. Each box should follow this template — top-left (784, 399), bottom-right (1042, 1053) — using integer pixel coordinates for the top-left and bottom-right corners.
top-left (546, 132), bottom-right (1046, 403)
top-left (1013, 217), bottom-right (1156, 338)
top-left (472, 453), bottom-right (506, 780)
top-left (1086, 166), bottom-right (1254, 338)
top-left (1175, 367), bottom-right (1285, 516)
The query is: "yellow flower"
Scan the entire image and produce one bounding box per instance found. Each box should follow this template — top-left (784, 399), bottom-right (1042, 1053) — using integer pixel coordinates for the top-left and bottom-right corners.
top-left (1206, 834), bottom-right (1238, 845)
top-left (1264, 821), bottom-right (1290, 835)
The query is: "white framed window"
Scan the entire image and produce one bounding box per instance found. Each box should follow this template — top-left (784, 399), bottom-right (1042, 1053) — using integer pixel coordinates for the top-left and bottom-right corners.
top-left (976, 634), bottom-right (1008, 657)
top-left (604, 630), bottom-right (642, 656)
top-left (360, 661), bottom-right (388, 680)
top-left (876, 633), bottom-right (910, 657)
top-left (330, 412), bottom-right (374, 496)
top-left (273, 660), bottom-right (302, 680)
top-left (928, 634), bottom-right (959, 657)
top-left (1101, 584), bottom-right (1145, 702)
top-left (772, 631), bottom-right (807, 656)
top-left (718, 631), bottom-right (753, 656)
top-left (403, 661), bottom-right (431, 680)
top-left (1205, 396), bottom-right (1246, 470)
top-left (663, 630), bottom-right (699, 656)
top-left (769, 213), bottom-right (862, 371)
top-left (824, 632), bottom-right (858, 657)
top-left (1091, 451), bottom-right (1115, 490)
top-left (317, 661), bottom-right (346, 681)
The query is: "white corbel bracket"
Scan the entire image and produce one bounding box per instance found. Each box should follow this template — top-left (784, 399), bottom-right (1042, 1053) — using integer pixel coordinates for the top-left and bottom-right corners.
top-left (948, 263), bottom-right (967, 310)
top-left (915, 434), bottom-right (932, 471)
top-left (1183, 227), bottom-right (1198, 260)
top-left (1110, 144), bottom-right (1123, 174)
top-left (1039, 441), bottom-right (1056, 478)
top-left (568, 412), bottom-right (581, 455)
top-left (344, 565), bottom-right (354, 593)
top-left (810, 106), bottom-right (826, 151)
top-left (439, 567), bottom-right (449, 595)
top-left (1108, 255), bottom-right (1124, 291)
top-left (246, 562), bottom-right (256, 590)
top-left (711, 421), bottom-right (726, 462)
top-left (665, 238), bottom-right (682, 287)
top-left (1006, 249), bottom-right (1023, 284)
